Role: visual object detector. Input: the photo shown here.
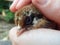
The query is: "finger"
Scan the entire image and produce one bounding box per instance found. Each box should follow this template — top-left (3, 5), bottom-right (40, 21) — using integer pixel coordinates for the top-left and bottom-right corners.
top-left (16, 0), bottom-right (31, 10)
top-left (10, 0), bottom-right (19, 12)
top-left (32, 0), bottom-right (60, 24)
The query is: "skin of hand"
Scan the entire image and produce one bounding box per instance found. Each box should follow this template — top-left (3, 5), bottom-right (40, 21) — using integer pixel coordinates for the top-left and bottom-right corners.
top-left (10, 0), bottom-right (60, 25)
top-left (10, 0), bottom-right (31, 12)
top-left (9, 0), bottom-right (60, 45)
top-left (9, 26), bottom-right (60, 45)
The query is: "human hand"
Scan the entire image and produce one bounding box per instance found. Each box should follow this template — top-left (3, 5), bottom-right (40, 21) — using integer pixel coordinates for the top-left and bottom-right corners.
top-left (9, 0), bottom-right (60, 45)
top-left (10, 0), bottom-right (60, 25)
top-left (32, 0), bottom-right (60, 25)
top-left (9, 26), bottom-right (60, 45)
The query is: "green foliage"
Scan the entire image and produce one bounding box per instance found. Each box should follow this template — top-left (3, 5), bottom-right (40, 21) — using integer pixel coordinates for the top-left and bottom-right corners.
top-left (0, 1), bottom-right (12, 13)
top-left (0, 1), bottom-right (14, 23)
top-left (0, 0), bottom-right (5, 1)
top-left (4, 10), bottom-right (14, 23)
top-left (0, 8), bottom-right (2, 13)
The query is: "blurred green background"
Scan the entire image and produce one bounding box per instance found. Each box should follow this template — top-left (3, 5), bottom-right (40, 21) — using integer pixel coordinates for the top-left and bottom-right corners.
top-left (0, 0), bottom-right (14, 23)
top-left (0, 0), bottom-right (15, 45)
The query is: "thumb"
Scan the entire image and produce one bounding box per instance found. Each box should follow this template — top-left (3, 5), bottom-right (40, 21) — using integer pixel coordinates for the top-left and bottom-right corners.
top-left (32, 0), bottom-right (60, 25)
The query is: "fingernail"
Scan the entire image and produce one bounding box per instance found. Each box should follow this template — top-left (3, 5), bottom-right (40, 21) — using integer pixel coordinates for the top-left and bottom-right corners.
top-left (37, 0), bottom-right (48, 5)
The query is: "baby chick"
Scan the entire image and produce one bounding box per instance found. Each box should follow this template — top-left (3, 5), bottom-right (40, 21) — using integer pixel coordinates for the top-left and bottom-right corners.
top-left (15, 4), bottom-right (57, 36)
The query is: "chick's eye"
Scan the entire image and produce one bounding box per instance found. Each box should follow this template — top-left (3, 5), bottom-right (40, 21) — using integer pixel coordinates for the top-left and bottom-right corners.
top-left (25, 16), bottom-right (33, 25)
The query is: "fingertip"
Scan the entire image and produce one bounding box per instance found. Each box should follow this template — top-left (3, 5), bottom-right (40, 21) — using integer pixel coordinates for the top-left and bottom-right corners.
top-left (9, 0), bottom-right (19, 12)
top-left (9, 5), bottom-right (17, 12)
top-left (10, 8), bottom-right (17, 12)
top-left (16, 0), bottom-right (31, 10)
